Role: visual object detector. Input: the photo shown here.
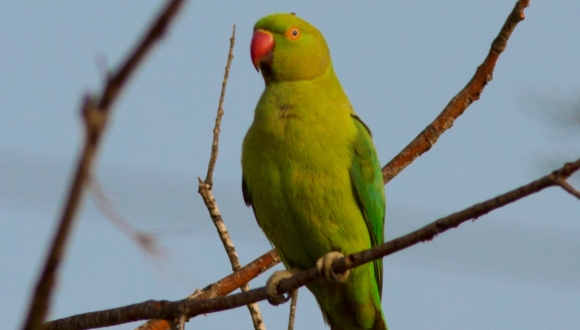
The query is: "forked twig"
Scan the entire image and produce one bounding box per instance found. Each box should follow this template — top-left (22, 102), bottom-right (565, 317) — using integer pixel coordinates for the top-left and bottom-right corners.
top-left (22, 1), bottom-right (187, 329)
top-left (197, 25), bottom-right (265, 330)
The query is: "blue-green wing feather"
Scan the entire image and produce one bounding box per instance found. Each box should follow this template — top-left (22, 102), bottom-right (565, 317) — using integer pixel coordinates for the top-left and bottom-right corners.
top-left (350, 115), bottom-right (386, 296)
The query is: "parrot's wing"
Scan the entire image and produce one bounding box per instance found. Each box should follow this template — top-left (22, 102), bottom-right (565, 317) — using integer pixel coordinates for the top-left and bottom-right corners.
top-left (242, 176), bottom-right (252, 207)
top-left (350, 114), bottom-right (386, 297)
top-left (242, 176), bottom-right (261, 227)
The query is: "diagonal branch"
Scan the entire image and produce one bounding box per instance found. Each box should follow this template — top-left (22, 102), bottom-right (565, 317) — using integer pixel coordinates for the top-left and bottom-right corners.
top-left (43, 158), bottom-right (580, 330)
top-left (45, 250), bottom-right (280, 330)
top-left (382, 0), bottom-right (530, 184)
top-left (135, 249), bottom-right (279, 330)
top-left (21, 1), bottom-right (187, 329)
top-left (90, 180), bottom-right (161, 256)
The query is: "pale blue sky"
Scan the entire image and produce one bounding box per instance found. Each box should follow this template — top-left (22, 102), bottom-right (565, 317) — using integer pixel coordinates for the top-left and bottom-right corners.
top-left (1, 1), bottom-right (579, 329)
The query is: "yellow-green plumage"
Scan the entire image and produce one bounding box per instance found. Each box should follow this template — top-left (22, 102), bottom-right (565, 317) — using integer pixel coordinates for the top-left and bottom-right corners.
top-left (242, 13), bottom-right (386, 330)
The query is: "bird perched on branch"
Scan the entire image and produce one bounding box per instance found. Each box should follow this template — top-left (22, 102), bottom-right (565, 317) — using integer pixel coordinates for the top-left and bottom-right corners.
top-left (242, 13), bottom-right (387, 330)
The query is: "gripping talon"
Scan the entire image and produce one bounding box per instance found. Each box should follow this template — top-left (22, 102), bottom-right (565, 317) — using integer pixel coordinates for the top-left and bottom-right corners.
top-left (316, 251), bottom-right (350, 283)
top-left (266, 269), bottom-right (300, 306)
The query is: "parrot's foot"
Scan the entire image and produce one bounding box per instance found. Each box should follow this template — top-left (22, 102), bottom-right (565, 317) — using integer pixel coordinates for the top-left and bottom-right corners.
top-left (265, 269), bottom-right (300, 306)
top-left (316, 251), bottom-right (350, 283)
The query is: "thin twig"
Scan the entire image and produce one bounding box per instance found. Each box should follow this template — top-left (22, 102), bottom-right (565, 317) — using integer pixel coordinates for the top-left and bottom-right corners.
top-left (197, 182), bottom-right (266, 329)
top-left (90, 180), bottom-right (161, 256)
top-left (382, 0), bottom-right (530, 184)
top-left (205, 25), bottom-right (236, 188)
top-left (198, 182), bottom-right (241, 267)
top-left (21, 1), bottom-right (187, 329)
top-left (287, 290), bottom-right (298, 330)
top-left (198, 25), bottom-right (266, 330)
top-left (178, 315), bottom-right (186, 330)
top-left (556, 179), bottom-right (580, 199)
top-left (43, 158), bottom-right (580, 329)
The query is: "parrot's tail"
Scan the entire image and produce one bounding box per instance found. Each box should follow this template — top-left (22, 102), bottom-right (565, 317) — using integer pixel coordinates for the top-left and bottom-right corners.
top-left (325, 304), bottom-right (387, 330)
top-left (310, 259), bottom-right (387, 329)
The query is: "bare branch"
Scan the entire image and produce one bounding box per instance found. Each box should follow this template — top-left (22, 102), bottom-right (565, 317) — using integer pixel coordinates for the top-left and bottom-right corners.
top-left (178, 315), bottom-right (186, 330)
top-left (198, 181), bottom-right (242, 268)
top-left (21, 1), bottom-right (187, 329)
top-left (44, 158), bottom-right (580, 330)
top-left (47, 249), bottom-right (280, 330)
top-left (205, 25), bottom-right (236, 187)
top-left (193, 249), bottom-right (280, 299)
top-left (134, 250), bottom-right (277, 329)
top-left (197, 181), bottom-right (266, 330)
top-left (90, 180), bottom-right (161, 256)
top-left (382, 0), bottom-right (530, 184)
top-left (287, 291), bottom-right (298, 330)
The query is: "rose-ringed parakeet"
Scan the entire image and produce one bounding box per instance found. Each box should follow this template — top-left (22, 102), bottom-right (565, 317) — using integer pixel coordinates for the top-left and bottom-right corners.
top-left (242, 13), bottom-right (387, 330)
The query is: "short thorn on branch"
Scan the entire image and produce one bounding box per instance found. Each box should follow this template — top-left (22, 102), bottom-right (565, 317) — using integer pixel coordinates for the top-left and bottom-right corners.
top-left (555, 176), bottom-right (580, 199)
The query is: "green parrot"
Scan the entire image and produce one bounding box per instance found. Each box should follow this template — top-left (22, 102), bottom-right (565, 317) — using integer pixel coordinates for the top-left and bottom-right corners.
top-left (242, 13), bottom-right (387, 330)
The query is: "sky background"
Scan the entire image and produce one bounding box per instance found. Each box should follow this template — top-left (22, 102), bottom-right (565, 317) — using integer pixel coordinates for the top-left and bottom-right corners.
top-left (1, 1), bottom-right (580, 329)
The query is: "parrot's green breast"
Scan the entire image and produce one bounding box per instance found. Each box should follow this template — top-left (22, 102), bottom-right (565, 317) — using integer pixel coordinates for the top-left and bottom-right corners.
top-left (243, 77), bottom-right (368, 267)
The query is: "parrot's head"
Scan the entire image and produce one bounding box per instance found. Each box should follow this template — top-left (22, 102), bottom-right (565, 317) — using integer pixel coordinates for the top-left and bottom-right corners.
top-left (250, 13), bottom-right (332, 83)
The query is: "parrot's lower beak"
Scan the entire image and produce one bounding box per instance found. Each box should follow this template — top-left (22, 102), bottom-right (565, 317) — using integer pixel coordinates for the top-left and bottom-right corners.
top-left (250, 29), bottom-right (274, 72)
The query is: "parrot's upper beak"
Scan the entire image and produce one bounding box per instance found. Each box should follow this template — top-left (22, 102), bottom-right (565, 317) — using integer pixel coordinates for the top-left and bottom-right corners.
top-left (250, 29), bottom-right (274, 72)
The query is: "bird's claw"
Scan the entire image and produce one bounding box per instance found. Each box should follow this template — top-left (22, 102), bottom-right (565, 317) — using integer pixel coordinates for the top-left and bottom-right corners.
top-left (266, 269), bottom-right (300, 306)
top-left (316, 251), bottom-right (350, 283)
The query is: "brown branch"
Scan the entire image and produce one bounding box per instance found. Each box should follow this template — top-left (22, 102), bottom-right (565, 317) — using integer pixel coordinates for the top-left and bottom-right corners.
top-left (382, 0), bottom-right (530, 184)
top-left (287, 291), bottom-right (298, 330)
top-left (46, 249), bottom-right (279, 330)
top-left (205, 25), bottom-right (236, 188)
top-left (43, 158), bottom-right (580, 330)
top-left (21, 1), bottom-right (187, 329)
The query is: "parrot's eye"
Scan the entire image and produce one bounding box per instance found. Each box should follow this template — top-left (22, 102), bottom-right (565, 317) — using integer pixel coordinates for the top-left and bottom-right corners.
top-left (287, 27), bottom-right (300, 40)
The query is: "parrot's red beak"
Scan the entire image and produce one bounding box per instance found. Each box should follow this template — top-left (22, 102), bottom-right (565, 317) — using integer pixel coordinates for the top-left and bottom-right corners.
top-left (250, 29), bottom-right (274, 72)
